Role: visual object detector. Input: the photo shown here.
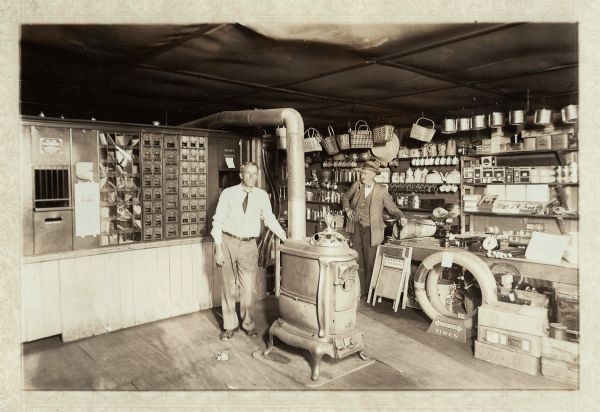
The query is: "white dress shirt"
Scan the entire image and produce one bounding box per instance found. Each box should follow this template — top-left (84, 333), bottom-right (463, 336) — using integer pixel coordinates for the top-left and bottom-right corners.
top-left (211, 183), bottom-right (286, 244)
top-left (364, 183), bottom-right (374, 198)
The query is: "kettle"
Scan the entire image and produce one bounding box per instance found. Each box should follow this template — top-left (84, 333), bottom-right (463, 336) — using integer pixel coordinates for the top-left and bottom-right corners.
top-left (444, 168), bottom-right (461, 184)
top-left (425, 169), bottom-right (444, 184)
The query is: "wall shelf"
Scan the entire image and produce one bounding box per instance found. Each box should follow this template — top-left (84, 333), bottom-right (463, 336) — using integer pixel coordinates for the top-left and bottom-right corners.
top-left (463, 211), bottom-right (578, 220)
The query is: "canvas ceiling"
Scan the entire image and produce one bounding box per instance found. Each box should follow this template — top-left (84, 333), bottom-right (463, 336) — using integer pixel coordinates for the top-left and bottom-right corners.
top-left (20, 23), bottom-right (578, 130)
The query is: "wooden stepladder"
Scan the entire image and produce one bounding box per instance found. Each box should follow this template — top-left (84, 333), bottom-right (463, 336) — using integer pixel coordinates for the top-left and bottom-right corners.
top-left (367, 245), bottom-right (413, 312)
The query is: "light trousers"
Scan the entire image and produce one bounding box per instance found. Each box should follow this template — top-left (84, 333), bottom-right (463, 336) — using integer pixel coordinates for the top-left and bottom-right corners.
top-left (218, 235), bottom-right (258, 331)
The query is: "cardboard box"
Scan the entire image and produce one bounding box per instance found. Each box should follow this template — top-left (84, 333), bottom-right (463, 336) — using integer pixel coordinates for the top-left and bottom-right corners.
top-left (477, 302), bottom-right (549, 336)
top-left (542, 337), bottom-right (579, 364)
top-left (541, 358), bottom-right (578, 386)
top-left (475, 339), bottom-right (540, 376)
top-left (479, 325), bottom-right (542, 357)
top-left (536, 135), bottom-right (552, 150)
top-left (551, 133), bottom-right (569, 149)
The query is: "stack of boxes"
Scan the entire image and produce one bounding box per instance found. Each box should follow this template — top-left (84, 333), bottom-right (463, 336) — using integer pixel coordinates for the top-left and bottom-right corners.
top-left (475, 301), bottom-right (549, 376)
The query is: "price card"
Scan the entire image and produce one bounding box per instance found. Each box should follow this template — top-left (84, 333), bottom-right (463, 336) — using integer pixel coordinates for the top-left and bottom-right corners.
top-left (441, 252), bottom-right (454, 268)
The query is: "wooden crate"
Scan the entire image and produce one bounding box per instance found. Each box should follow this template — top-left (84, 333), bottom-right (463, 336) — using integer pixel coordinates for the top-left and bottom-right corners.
top-left (478, 325), bottom-right (543, 357)
top-left (475, 339), bottom-right (540, 376)
top-left (477, 302), bottom-right (548, 336)
top-left (541, 336), bottom-right (579, 386)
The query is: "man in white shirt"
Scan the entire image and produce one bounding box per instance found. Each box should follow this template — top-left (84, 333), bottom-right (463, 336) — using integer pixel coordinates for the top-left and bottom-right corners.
top-left (211, 162), bottom-right (287, 340)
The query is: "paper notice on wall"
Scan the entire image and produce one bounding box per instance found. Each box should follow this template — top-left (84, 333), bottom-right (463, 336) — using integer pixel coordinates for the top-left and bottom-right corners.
top-left (225, 156), bottom-right (236, 169)
top-left (74, 182), bottom-right (100, 237)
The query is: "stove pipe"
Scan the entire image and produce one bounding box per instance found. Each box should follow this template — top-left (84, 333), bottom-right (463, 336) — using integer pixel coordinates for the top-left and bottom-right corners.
top-left (183, 109), bottom-right (305, 239)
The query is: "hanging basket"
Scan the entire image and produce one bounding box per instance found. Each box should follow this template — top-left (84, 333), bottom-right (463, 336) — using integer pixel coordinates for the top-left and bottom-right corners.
top-left (303, 127), bottom-right (323, 152)
top-left (373, 124), bottom-right (395, 145)
top-left (410, 117), bottom-right (436, 142)
top-left (322, 125), bottom-right (340, 155)
top-left (350, 120), bottom-right (373, 148)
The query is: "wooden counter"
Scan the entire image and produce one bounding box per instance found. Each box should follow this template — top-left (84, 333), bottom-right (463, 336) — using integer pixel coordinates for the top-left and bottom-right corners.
top-left (396, 237), bottom-right (578, 287)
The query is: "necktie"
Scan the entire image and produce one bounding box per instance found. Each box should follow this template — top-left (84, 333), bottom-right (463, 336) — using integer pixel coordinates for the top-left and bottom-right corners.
top-left (242, 192), bottom-right (249, 213)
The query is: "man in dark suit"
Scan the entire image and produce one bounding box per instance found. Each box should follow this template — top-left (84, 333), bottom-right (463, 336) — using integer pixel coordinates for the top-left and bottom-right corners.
top-left (342, 160), bottom-right (407, 297)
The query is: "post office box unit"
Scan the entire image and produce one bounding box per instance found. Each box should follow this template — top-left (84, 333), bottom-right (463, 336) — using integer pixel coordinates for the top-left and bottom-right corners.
top-left (180, 135), bottom-right (189, 148)
top-left (198, 187), bottom-right (206, 198)
top-left (197, 212), bottom-right (206, 224)
top-left (189, 212), bottom-right (198, 224)
top-left (153, 162), bottom-right (162, 174)
top-left (198, 223), bottom-right (207, 234)
top-left (153, 188), bottom-right (162, 200)
top-left (165, 194), bottom-right (178, 209)
top-left (165, 224), bottom-right (179, 238)
top-left (181, 187), bottom-right (190, 199)
top-left (143, 201), bottom-right (153, 214)
top-left (144, 227), bottom-right (154, 240)
top-left (143, 160), bottom-right (153, 174)
top-left (189, 224), bottom-right (199, 236)
top-left (152, 213), bottom-right (163, 227)
top-left (144, 214), bottom-right (153, 227)
top-left (152, 148), bottom-right (162, 161)
top-left (142, 147), bottom-right (153, 160)
top-left (181, 212), bottom-right (190, 225)
top-left (164, 134), bottom-right (178, 150)
top-left (153, 200), bottom-right (162, 213)
top-left (165, 165), bottom-right (178, 180)
top-left (198, 149), bottom-right (206, 162)
top-left (181, 199), bottom-right (190, 211)
top-left (181, 224), bottom-right (190, 237)
top-left (153, 227), bottom-right (163, 240)
top-left (189, 148), bottom-right (198, 161)
top-left (189, 199), bottom-right (198, 211)
top-left (188, 174), bottom-right (196, 186)
top-left (181, 174), bottom-right (189, 187)
top-left (143, 175), bottom-right (153, 187)
top-left (166, 209), bottom-right (179, 223)
top-left (165, 180), bottom-right (178, 195)
top-left (142, 188), bottom-right (153, 200)
top-left (197, 136), bottom-right (206, 148)
top-left (152, 134), bottom-right (162, 148)
top-left (164, 150), bottom-right (178, 164)
top-left (190, 187), bottom-right (198, 199)
top-left (180, 148), bottom-right (189, 161)
top-left (188, 136), bottom-right (197, 148)
top-left (189, 161), bottom-right (197, 173)
top-left (198, 174), bottom-right (206, 186)
top-left (152, 175), bottom-right (162, 186)
top-left (197, 199), bottom-right (206, 211)
top-left (142, 133), bottom-right (152, 147)
top-left (180, 161), bottom-right (189, 174)
top-left (197, 161), bottom-right (206, 173)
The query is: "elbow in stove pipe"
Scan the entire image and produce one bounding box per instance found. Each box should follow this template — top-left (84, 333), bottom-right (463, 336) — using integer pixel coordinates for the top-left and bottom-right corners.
top-left (182, 108), bottom-right (306, 240)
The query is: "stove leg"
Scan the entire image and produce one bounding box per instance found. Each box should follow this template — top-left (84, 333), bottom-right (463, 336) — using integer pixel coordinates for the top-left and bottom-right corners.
top-left (311, 354), bottom-right (323, 381)
top-left (263, 329), bottom-right (275, 356)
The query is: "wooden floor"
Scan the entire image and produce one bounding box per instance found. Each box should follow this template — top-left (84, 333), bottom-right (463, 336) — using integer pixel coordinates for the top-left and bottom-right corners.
top-left (22, 296), bottom-right (575, 390)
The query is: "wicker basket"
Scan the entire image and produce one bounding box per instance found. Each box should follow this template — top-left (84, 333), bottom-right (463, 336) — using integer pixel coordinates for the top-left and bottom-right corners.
top-left (373, 124), bottom-right (395, 145)
top-left (322, 125), bottom-right (340, 155)
top-left (410, 117), bottom-right (436, 142)
top-left (303, 127), bottom-right (323, 152)
top-left (336, 132), bottom-right (351, 151)
top-left (350, 120), bottom-right (373, 148)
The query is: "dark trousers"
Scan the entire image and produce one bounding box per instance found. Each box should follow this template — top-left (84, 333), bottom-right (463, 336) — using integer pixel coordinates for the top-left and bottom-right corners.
top-left (351, 225), bottom-right (378, 297)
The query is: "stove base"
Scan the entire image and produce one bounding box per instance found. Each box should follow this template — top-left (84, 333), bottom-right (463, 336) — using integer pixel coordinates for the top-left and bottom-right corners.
top-left (264, 318), bottom-right (365, 381)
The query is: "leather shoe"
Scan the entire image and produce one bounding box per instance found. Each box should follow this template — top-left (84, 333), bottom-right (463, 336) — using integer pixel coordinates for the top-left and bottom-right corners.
top-left (219, 327), bottom-right (238, 340)
top-left (244, 328), bottom-right (258, 338)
